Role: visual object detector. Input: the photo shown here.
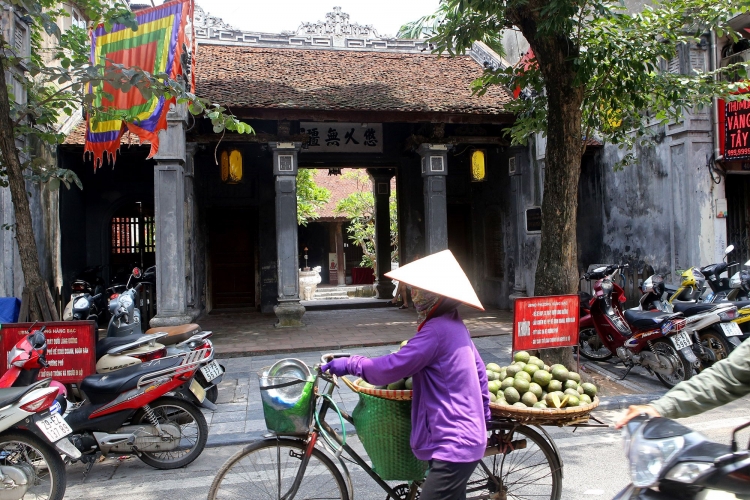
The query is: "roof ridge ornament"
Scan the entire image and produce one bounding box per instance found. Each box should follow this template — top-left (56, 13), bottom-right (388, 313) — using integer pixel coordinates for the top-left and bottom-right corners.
top-left (297, 6), bottom-right (380, 41)
top-left (194, 5), bottom-right (235, 32)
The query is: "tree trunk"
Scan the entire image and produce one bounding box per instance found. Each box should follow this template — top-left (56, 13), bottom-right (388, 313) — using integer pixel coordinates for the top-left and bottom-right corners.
top-left (0, 52), bottom-right (57, 321)
top-left (508, 4), bottom-right (584, 368)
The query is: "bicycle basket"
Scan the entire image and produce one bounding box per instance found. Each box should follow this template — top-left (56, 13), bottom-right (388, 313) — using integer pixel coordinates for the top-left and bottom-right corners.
top-left (351, 391), bottom-right (428, 481)
top-left (258, 359), bottom-right (315, 434)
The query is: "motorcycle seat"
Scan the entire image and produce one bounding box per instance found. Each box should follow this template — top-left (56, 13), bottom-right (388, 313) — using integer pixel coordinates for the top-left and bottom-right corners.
top-left (95, 334), bottom-right (148, 360)
top-left (144, 323), bottom-right (201, 345)
top-left (671, 302), bottom-right (718, 316)
top-left (718, 299), bottom-right (750, 309)
top-left (80, 356), bottom-right (184, 404)
top-left (0, 385), bottom-right (41, 409)
top-left (623, 309), bottom-right (682, 329)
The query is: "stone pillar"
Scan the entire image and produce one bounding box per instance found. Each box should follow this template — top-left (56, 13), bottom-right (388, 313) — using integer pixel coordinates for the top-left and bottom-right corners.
top-left (335, 222), bottom-right (346, 286)
top-left (418, 144), bottom-right (450, 255)
top-left (368, 169), bottom-right (396, 299)
top-left (151, 104), bottom-right (193, 327)
top-left (270, 142), bottom-right (305, 327)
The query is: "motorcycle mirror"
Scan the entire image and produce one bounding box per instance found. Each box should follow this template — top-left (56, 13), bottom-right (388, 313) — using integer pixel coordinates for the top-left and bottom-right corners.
top-left (725, 245), bottom-right (735, 256)
top-left (593, 266), bottom-right (607, 273)
top-left (744, 260), bottom-right (750, 268)
top-left (132, 267), bottom-right (142, 278)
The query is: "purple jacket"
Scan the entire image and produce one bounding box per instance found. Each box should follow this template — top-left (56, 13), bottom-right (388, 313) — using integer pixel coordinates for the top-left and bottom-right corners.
top-left (345, 309), bottom-right (491, 463)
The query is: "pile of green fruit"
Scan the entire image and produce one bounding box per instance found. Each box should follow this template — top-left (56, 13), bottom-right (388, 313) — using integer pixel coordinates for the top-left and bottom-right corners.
top-left (358, 377), bottom-right (413, 390)
top-left (485, 351), bottom-right (598, 409)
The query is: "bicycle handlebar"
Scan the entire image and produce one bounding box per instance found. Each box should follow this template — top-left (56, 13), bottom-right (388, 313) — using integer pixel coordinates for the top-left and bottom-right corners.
top-left (320, 352), bottom-right (351, 364)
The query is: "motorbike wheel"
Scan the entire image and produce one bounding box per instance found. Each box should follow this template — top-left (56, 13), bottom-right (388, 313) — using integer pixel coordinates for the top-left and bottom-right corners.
top-left (698, 327), bottom-right (732, 369)
top-left (651, 339), bottom-right (693, 389)
top-left (577, 327), bottom-right (613, 361)
top-left (133, 396), bottom-right (208, 470)
top-left (0, 431), bottom-right (66, 500)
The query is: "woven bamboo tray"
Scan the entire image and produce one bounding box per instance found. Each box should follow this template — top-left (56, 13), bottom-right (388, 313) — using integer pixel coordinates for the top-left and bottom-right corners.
top-left (341, 377), bottom-right (413, 401)
top-left (489, 396), bottom-right (599, 426)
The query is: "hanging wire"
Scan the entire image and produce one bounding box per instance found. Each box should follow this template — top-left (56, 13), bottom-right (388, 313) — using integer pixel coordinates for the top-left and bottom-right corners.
top-left (707, 154), bottom-right (722, 185)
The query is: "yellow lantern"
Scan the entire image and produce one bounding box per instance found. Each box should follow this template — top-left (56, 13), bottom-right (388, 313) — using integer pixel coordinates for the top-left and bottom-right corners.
top-left (220, 149), bottom-right (243, 184)
top-left (470, 149), bottom-right (486, 182)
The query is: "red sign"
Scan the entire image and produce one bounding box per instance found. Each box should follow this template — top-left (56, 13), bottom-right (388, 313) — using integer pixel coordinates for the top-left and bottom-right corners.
top-left (513, 295), bottom-right (580, 351)
top-left (0, 322), bottom-right (96, 384)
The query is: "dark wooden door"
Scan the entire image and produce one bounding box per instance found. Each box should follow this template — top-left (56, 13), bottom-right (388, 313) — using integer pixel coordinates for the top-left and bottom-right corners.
top-left (209, 209), bottom-right (256, 309)
top-left (448, 204), bottom-right (473, 277)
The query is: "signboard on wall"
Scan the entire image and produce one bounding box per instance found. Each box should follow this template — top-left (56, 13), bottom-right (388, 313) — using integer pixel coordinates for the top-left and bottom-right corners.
top-left (300, 122), bottom-right (383, 153)
top-left (526, 207), bottom-right (542, 233)
top-left (723, 99), bottom-right (750, 160)
top-left (0, 321), bottom-right (96, 384)
top-left (513, 295), bottom-right (579, 351)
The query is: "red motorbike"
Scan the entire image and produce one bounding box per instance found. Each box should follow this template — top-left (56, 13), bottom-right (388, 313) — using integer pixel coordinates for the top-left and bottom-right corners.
top-left (0, 326), bottom-right (209, 472)
top-left (578, 272), bottom-right (616, 361)
top-left (586, 264), bottom-right (696, 388)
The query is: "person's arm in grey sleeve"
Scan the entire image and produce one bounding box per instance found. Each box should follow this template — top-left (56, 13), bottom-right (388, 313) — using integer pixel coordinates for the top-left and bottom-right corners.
top-left (650, 337), bottom-right (750, 419)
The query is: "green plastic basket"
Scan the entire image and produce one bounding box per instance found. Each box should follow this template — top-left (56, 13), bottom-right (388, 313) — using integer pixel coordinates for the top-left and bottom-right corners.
top-left (259, 369), bottom-right (315, 435)
top-left (351, 392), bottom-right (428, 481)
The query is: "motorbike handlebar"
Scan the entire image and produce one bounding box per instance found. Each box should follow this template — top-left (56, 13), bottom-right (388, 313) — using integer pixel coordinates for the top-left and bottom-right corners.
top-left (38, 357), bottom-right (49, 368)
top-left (583, 264), bottom-right (628, 281)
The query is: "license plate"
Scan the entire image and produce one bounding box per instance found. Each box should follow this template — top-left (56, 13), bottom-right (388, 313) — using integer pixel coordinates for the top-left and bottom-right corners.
top-left (35, 413), bottom-right (72, 443)
top-left (720, 322), bottom-right (744, 337)
top-left (670, 331), bottom-right (693, 350)
top-left (201, 360), bottom-right (223, 383)
top-left (189, 379), bottom-right (206, 403)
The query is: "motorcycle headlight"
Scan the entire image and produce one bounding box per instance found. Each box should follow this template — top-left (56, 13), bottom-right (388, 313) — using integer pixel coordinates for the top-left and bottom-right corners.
top-left (664, 462), bottom-right (712, 483)
top-left (74, 297), bottom-right (89, 309)
top-left (628, 426), bottom-right (684, 487)
top-left (118, 295), bottom-right (133, 308)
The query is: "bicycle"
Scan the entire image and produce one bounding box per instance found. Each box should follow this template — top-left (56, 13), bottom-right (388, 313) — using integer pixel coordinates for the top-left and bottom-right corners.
top-left (208, 354), bottom-right (563, 500)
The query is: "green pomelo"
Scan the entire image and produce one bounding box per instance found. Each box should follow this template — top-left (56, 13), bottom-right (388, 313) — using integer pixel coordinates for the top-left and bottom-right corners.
top-left (387, 380), bottom-right (406, 390)
top-left (550, 364), bottom-right (566, 372)
top-left (514, 361), bottom-right (527, 370)
top-left (400, 340), bottom-right (409, 347)
top-left (504, 387), bottom-right (521, 404)
top-left (566, 395), bottom-right (580, 407)
top-left (579, 394), bottom-right (592, 405)
top-left (577, 385), bottom-right (584, 395)
top-left (528, 382), bottom-right (543, 400)
top-left (533, 401), bottom-right (548, 408)
top-left (496, 397), bottom-right (507, 405)
top-left (544, 365), bottom-right (551, 372)
top-left (487, 371), bottom-right (501, 381)
top-left (568, 372), bottom-right (581, 383)
top-left (581, 383), bottom-right (598, 398)
top-left (564, 380), bottom-right (579, 391)
top-left (514, 378), bottom-right (531, 394)
top-left (506, 365), bottom-right (522, 377)
top-left (501, 377), bottom-right (516, 390)
top-left (564, 388), bottom-right (580, 397)
top-left (515, 371), bottom-right (532, 383)
top-left (486, 363), bottom-right (502, 372)
top-left (498, 369), bottom-right (507, 380)
top-left (551, 366), bottom-right (570, 382)
top-left (514, 351), bottom-right (531, 363)
top-left (528, 356), bottom-right (545, 369)
top-left (513, 402), bottom-right (528, 408)
top-left (523, 364), bottom-right (539, 376)
top-left (489, 392), bottom-right (497, 403)
top-left (547, 380), bottom-right (563, 392)
top-left (521, 392), bottom-right (538, 406)
top-left (533, 370), bottom-right (553, 387)
top-left (358, 380), bottom-right (374, 389)
top-left (405, 377), bottom-right (413, 390)
top-left (488, 380), bottom-right (501, 394)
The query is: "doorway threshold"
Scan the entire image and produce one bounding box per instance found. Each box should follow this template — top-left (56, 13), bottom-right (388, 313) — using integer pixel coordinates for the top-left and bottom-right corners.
top-left (301, 297), bottom-right (393, 311)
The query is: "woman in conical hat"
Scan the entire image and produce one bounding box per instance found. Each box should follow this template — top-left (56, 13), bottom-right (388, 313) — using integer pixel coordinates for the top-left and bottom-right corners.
top-left (322, 250), bottom-right (491, 500)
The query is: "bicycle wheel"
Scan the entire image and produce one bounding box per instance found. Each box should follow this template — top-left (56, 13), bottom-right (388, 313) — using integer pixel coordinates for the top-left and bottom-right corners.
top-left (208, 438), bottom-right (350, 500)
top-left (466, 424), bottom-right (562, 500)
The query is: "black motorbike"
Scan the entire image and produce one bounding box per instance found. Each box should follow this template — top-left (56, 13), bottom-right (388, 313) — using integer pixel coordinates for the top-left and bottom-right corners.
top-left (614, 415), bottom-right (750, 499)
top-left (63, 267), bottom-right (107, 324)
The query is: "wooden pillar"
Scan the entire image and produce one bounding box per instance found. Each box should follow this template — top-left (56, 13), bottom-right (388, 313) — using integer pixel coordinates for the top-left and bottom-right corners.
top-left (336, 221), bottom-right (346, 286)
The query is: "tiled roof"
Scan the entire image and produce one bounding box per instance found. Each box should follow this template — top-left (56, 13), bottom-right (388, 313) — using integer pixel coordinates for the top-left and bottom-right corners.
top-left (195, 45), bottom-right (513, 115)
top-left (312, 169), bottom-right (395, 220)
top-left (63, 122), bottom-right (143, 146)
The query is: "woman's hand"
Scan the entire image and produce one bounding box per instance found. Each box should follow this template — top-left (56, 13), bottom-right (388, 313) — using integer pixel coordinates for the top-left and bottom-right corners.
top-left (615, 405), bottom-right (661, 429)
top-left (321, 358), bottom-right (349, 377)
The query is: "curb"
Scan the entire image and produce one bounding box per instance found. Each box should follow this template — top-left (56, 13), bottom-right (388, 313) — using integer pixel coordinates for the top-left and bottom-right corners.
top-left (205, 393), bottom-right (661, 448)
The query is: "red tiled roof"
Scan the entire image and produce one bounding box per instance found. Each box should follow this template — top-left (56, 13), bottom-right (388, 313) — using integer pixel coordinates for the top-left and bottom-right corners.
top-left (195, 46), bottom-right (513, 115)
top-left (311, 169), bottom-right (395, 220)
top-left (63, 122), bottom-right (143, 146)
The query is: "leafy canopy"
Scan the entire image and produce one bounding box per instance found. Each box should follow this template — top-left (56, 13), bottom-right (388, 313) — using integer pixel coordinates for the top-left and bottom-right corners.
top-left (296, 169), bottom-right (331, 226)
top-left (407, 0), bottom-right (750, 163)
top-left (0, 0), bottom-right (253, 189)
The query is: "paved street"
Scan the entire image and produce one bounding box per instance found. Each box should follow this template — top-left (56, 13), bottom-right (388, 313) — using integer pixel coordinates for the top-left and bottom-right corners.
top-left (58, 337), bottom-right (750, 499)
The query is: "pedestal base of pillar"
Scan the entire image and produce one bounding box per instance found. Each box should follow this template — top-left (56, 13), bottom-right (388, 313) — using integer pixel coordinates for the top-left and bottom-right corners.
top-left (375, 280), bottom-right (396, 299)
top-left (274, 301), bottom-right (306, 328)
top-left (509, 287), bottom-right (528, 303)
top-left (149, 314), bottom-right (195, 328)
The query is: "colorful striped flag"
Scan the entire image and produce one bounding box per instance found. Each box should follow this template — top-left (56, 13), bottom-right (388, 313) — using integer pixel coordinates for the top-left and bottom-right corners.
top-left (85, 0), bottom-right (190, 168)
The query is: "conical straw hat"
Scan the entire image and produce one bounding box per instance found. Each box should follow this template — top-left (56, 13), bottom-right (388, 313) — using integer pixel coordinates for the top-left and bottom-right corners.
top-left (385, 250), bottom-right (484, 310)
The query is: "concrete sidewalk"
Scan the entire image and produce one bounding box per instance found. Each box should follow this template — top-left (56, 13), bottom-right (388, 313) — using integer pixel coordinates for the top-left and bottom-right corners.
top-left (200, 305), bottom-right (514, 357)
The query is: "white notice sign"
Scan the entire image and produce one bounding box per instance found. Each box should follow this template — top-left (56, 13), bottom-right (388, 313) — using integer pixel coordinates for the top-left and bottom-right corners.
top-left (300, 122), bottom-right (383, 153)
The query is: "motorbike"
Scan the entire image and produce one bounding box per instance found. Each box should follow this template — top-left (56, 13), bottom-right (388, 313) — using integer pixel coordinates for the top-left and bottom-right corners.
top-left (639, 274), bottom-right (742, 368)
top-left (700, 245), bottom-right (739, 303)
top-left (63, 266), bottom-right (107, 324)
top-left (0, 377), bottom-right (83, 500)
top-left (614, 415), bottom-right (750, 499)
top-left (667, 267), bottom-right (708, 304)
top-left (0, 327), bottom-right (209, 472)
top-left (586, 264), bottom-right (696, 388)
top-left (578, 271), bottom-right (614, 361)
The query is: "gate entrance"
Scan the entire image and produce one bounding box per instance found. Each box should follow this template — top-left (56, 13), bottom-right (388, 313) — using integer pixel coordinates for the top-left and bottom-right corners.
top-left (208, 208), bottom-right (257, 309)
